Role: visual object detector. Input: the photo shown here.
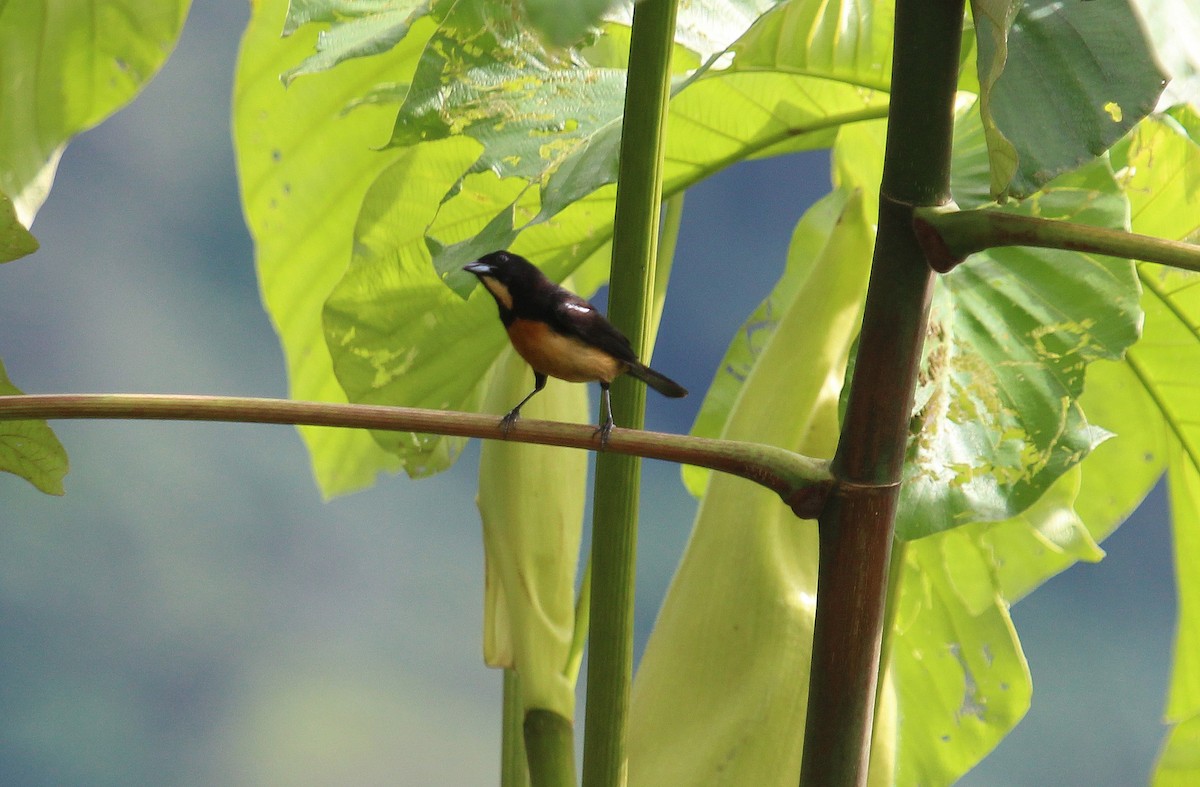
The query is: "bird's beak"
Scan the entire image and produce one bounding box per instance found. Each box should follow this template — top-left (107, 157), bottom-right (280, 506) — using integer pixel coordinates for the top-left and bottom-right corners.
top-left (463, 261), bottom-right (491, 275)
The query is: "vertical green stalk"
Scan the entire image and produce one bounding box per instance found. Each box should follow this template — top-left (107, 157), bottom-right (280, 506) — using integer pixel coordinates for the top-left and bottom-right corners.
top-left (525, 710), bottom-right (578, 786)
top-left (799, 0), bottom-right (965, 784)
top-left (501, 669), bottom-right (531, 787)
top-left (581, 1), bottom-right (678, 785)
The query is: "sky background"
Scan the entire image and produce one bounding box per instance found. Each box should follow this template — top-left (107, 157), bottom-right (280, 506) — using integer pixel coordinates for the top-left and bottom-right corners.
top-left (0, 3), bottom-right (1179, 785)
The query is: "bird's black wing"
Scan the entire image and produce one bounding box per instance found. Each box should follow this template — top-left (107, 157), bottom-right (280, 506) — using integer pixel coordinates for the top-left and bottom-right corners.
top-left (548, 292), bottom-right (640, 364)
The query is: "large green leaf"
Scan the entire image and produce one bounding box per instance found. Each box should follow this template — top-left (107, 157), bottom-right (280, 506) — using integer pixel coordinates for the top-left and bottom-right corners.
top-left (0, 0), bottom-right (189, 226)
top-left (477, 348), bottom-right (589, 717)
top-left (899, 135), bottom-right (1142, 539)
top-left (682, 187), bottom-right (867, 496)
top-left (378, 0), bottom-right (792, 290)
top-left (628, 186), bottom-right (873, 787)
top-left (829, 102), bottom-right (1144, 539)
top-left (1108, 110), bottom-right (1200, 784)
top-left (0, 360), bottom-right (67, 495)
top-left (970, 0), bottom-right (1166, 198)
top-left (233, 0), bottom-right (433, 495)
top-left (387, 0), bottom-right (633, 291)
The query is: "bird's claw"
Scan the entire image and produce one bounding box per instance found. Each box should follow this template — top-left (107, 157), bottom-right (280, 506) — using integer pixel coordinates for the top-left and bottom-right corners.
top-left (499, 409), bottom-right (521, 437)
top-left (593, 418), bottom-right (613, 449)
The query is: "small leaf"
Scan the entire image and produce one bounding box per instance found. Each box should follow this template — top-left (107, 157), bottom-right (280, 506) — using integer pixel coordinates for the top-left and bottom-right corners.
top-left (281, 0), bottom-right (435, 83)
top-left (967, 0), bottom-right (1020, 195)
top-left (0, 361), bottom-right (67, 495)
top-left (971, 0), bottom-right (1166, 198)
top-left (1, 192), bottom-right (38, 263)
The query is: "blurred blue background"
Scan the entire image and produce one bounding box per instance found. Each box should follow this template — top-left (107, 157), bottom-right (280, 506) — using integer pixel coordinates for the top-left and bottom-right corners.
top-left (0, 4), bottom-right (1177, 785)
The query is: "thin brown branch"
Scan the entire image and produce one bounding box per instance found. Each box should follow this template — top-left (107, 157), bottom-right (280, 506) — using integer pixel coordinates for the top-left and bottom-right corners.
top-left (0, 393), bottom-right (831, 517)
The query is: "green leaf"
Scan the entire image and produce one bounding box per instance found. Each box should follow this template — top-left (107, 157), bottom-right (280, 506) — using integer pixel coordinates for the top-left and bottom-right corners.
top-left (898, 157), bottom-right (1142, 539)
top-left (399, 0), bottom-right (889, 290)
top-left (322, 141), bottom-right (613, 475)
top-left (970, 0), bottom-right (1166, 198)
top-left (0, 0), bottom-right (189, 225)
top-left (522, 0), bottom-right (614, 47)
top-left (233, 0), bottom-right (433, 495)
top-left (1155, 714), bottom-right (1200, 786)
top-left (1112, 113), bottom-right (1200, 503)
top-left (478, 347), bottom-right (589, 717)
top-left (1166, 443), bottom-right (1200, 726)
top-left (387, 0), bottom-right (629, 291)
top-left (682, 187), bottom-right (873, 495)
top-left (628, 187), bottom-right (872, 786)
top-left (887, 299), bottom-right (1168, 783)
top-left (890, 535), bottom-right (1031, 784)
top-left (966, 0), bottom-right (1019, 196)
top-left (0, 361), bottom-right (67, 495)
top-left (1109, 111), bottom-right (1200, 779)
top-left (1072, 357), bottom-right (1167, 544)
top-left (281, 0), bottom-right (434, 83)
top-left (1, 191), bottom-right (37, 262)
top-left (730, 0), bottom-right (893, 90)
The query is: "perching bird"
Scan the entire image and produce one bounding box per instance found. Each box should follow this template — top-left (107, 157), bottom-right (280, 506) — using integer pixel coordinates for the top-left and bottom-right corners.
top-left (464, 250), bottom-right (687, 444)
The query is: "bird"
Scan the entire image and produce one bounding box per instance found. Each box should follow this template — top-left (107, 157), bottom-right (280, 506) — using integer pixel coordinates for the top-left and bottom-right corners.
top-left (464, 250), bottom-right (687, 445)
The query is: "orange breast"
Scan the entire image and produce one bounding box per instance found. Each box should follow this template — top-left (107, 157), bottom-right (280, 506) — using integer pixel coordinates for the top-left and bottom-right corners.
top-left (507, 319), bottom-right (625, 383)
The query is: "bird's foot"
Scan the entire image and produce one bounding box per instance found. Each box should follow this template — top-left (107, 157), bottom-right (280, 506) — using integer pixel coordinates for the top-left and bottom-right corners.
top-left (499, 408), bottom-right (521, 437)
top-left (593, 417), bottom-right (613, 449)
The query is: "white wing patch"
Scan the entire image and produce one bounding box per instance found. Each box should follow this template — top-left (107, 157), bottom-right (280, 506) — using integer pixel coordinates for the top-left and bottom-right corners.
top-left (563, 301), bottom-right (593, 315)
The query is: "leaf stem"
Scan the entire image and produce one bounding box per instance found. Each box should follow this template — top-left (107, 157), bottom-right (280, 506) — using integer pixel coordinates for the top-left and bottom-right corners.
top-left (913, 204), bottom-right (1200, 273)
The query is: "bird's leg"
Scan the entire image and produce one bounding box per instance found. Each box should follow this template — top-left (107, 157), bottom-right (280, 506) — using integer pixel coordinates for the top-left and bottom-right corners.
top-left (500, 372), bottom-right (546, 437)
top-left (594, 382), bottom-right (614, 448)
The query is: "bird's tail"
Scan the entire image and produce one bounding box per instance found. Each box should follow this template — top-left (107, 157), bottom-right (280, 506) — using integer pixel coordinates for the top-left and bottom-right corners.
top-left (627, 362), bottom-right (688, 398)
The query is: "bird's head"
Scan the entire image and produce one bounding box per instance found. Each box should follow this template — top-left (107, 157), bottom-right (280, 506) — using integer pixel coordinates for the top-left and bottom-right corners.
top-left (464, 251), bottom-right (545, 311)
